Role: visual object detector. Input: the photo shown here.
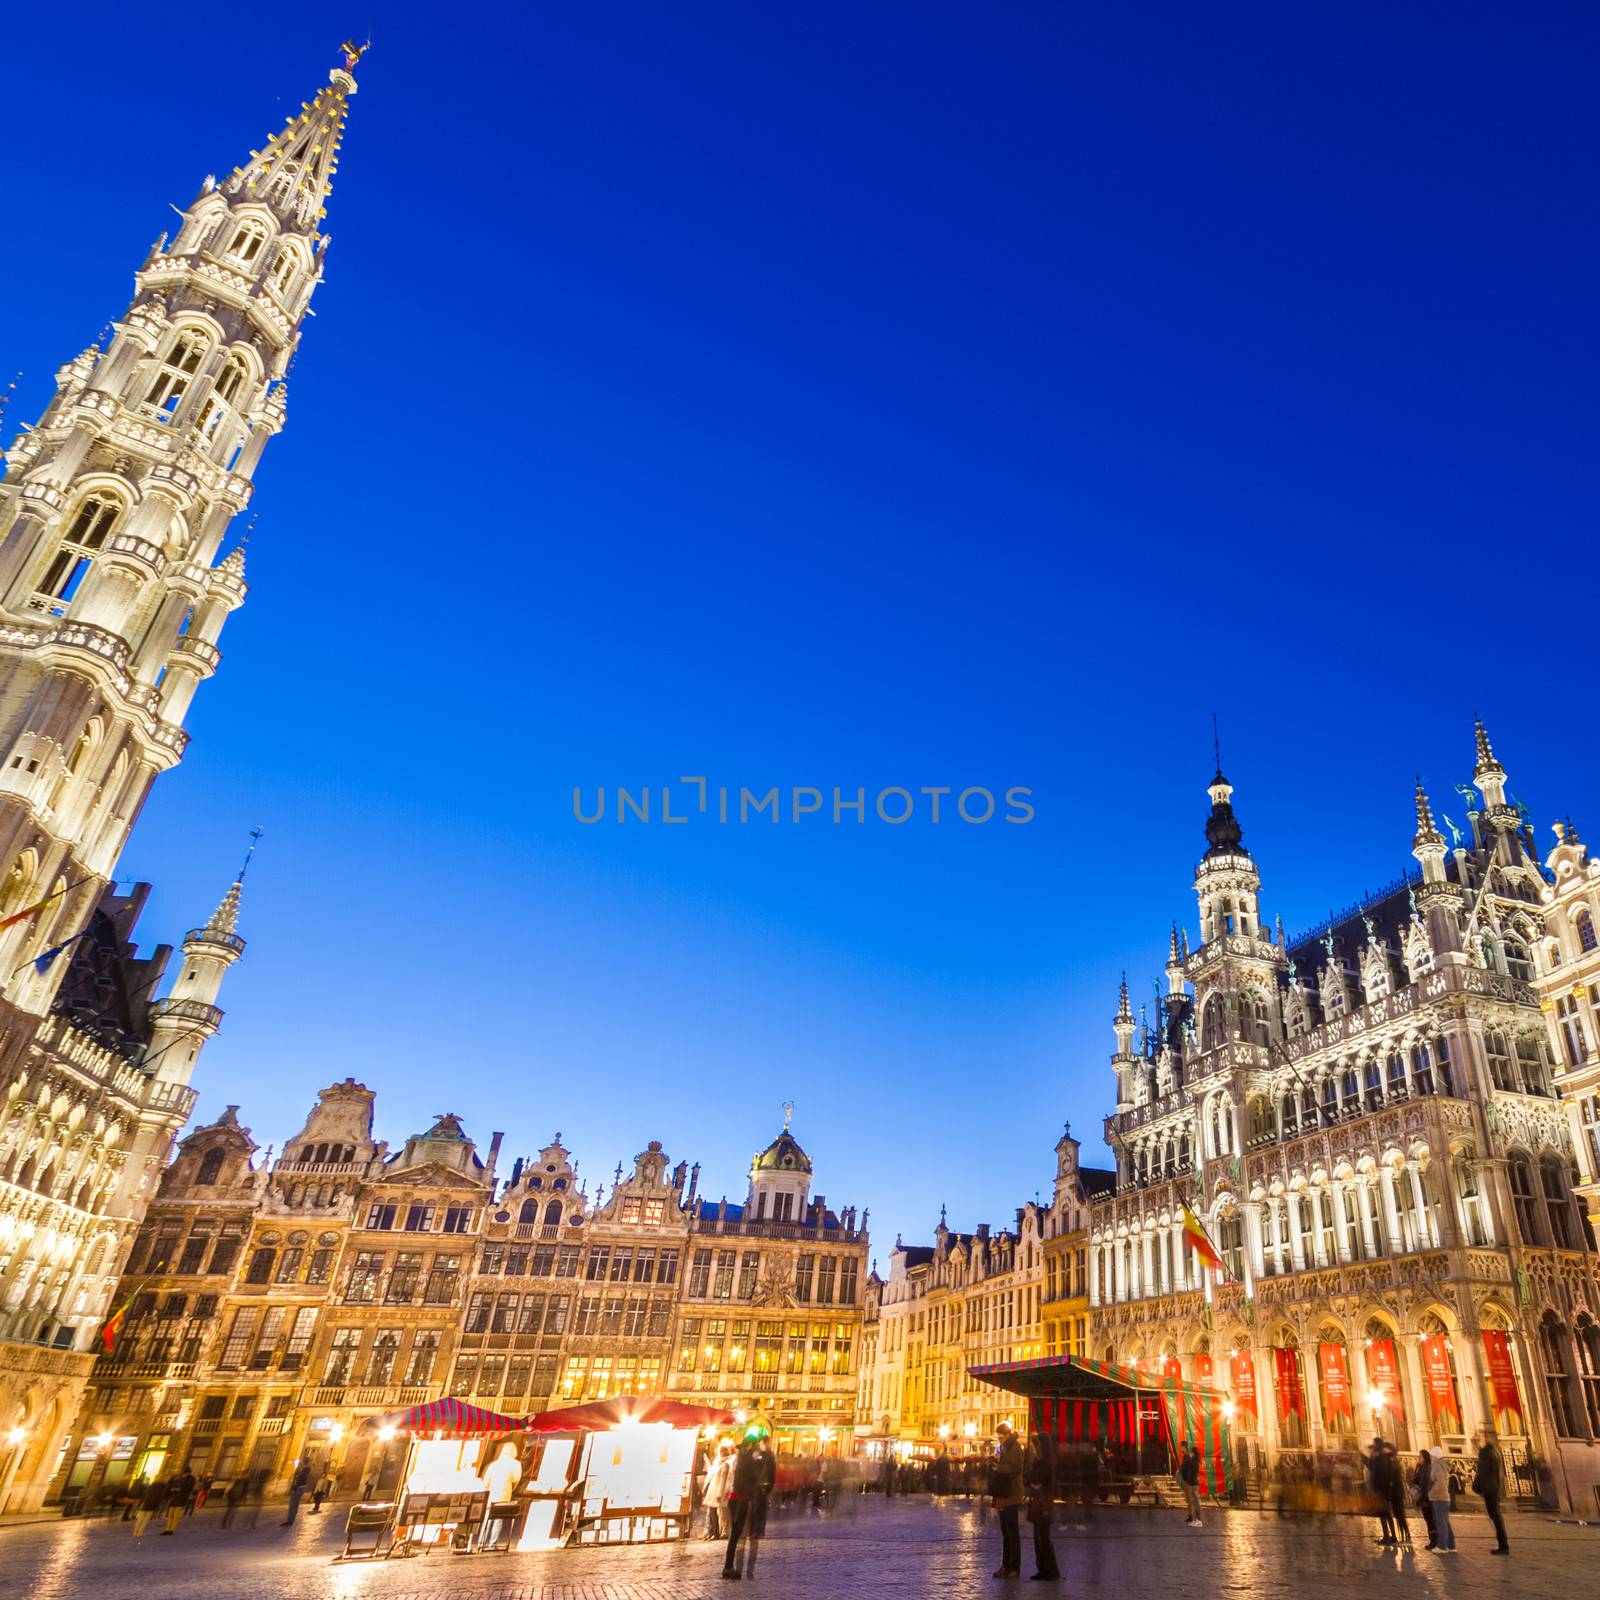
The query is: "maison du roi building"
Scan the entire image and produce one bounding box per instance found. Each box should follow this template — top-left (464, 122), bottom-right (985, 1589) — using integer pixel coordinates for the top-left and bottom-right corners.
top-left (51, 1088), bottom-right (867, 1501)
top-left (858, 1127), bottom-right (1113, 1453)
top-left (0, 50), bottom-right (366, 1510)
top-left (1087, 730), bottom-right (1600, 1510)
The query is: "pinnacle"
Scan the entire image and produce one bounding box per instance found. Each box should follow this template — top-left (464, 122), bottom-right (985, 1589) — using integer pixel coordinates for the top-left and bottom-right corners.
top-left (1412, 777), bottom-right (1445, 851)
top-left (217, 544), bottom-right (246, 581)
top-left (206, 879), bottom-right (243, 935)
top-left (1473, 715), bottom-right (1504, 778)
top-left (1115, 973), bottom-right (1133, 1026)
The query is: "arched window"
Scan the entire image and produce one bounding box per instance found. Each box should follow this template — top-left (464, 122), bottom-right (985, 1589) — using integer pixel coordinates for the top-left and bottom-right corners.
top-left (518, 1197), bottom-right (540, 1223)
top-left (1280, 1093), bottom-right (1298, 1137)
top-left (1516, 1035), bottom-right (1551, 1097)
top-left (1576, 1317), bottom-right (1600, 1434)
top-left (1249, 993), bottom-right (1272, 1047)
top-left (144, 329), bottom-right (208, 417)
top-left (1201, 995), bottom-right (1227, 1053)
top-left (543, 1200), bottom-right (563, 1226)
top-left (245, 1245), bottom-right (275, 1284)
top-left (1578, 910), bottom-right (1598, 955)
top-left (1453, 1149), bottom-right (1489, 1247)
top-left (1503, 935), bottom-right (1533, 982)
top-left (1217, 1210), bottom-right (1244, 1283)
top-left (1363, 1057), bottom-right (1384, 1110)
top-left (195, 1147), bottom-right (225, 1186)
top-left (1508, 1155), bottom-right (1541, 1243)
top-left (1411, 1042), bottom-right (1436, 1096)
top-left (268, 245), bottom-right (302, 297)
top-left (1539, 1313), bottom-right (1577, 1437)
top-left (1541, 1157), bottom-right (1578, 1250)
top-left (1246, 1097), bottom-right (1273, 1146)
top-left (1485, 1030), bottom-right (1515, 1093)
top-left (1385, 1050), bottom-right (1407, 1098)
top-left (1341, 1067), bottom-right (1360, 1111)
top-left (1435, 1035), bottom-right (1455, 1095)
top-left (34, 493), bottom-right (122, 611)
top-left (215, 353), bottom-right (250, 408)
top-left (1321, 1076), bottom-right (1338, 1125)
top-left (225, 218), bottom-right (269, 264)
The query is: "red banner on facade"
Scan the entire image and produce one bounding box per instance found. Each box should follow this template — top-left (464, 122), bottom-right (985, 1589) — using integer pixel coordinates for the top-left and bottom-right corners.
top-left (1229, 1349), bottom-right (1257, 1419)
top-left (1195, 1352), bottom-right (1214, 1383)
top-left (1483, 1331), bottom-right (1523, 1425)
top-left (1366, 1339), bottom-right (1405, 1422)
top-left (1419, 1335), bottom-right (1462, 1432)
top-left (1163, 1356), bottom-right (1183, 1382)
top-left (1274, 1346), bottom-right (1305, 1422)
top-left (1318, 1343), bottom-right (1354, 1424)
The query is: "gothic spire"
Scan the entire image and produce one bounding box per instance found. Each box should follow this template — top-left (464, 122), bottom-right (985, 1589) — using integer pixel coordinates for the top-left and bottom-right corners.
top-left (206, 879), bottom-right (243, 936)
top-left (1473, 714), bottom-right (1504, 780)
top-left (1412, 776), bottom-right (1444, 849)
top-left (223, 43), bottom-right (364, 232)
top-left (1203, 767), bottom-right (1247, 858)
top-left (1116, 973), bottom-right (1133, 1025)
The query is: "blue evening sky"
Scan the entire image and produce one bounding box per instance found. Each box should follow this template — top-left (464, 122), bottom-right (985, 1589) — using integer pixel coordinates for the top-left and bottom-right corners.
top-left (1, 3), bottom-right (1593, 1257)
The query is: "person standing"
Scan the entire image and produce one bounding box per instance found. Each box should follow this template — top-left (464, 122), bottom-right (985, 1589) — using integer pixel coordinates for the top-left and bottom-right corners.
top-left (1474, 1434), bottom-right (1510, 1555)
top-left (722, 1438), bottom-right (760, 1579)
top-left (744, 1436), bottom-right (776, 1576)
top-left (1025, 1432), bottom-right (1060, 1580)
top-left (704, 1441), bottom-right (734, 1540)
top-left (1366, 1441), bottom-right (1396, 1545)
top-left (1381, 1443), bottom-right (1410, 1544)
top-left (162, 1468), bottom-right (193, 1535)
top-left (1424, 1450), bottom-right (1455, 1553)
top-left (282, 1459), bottom-right (311, 1526)
top-left (220, 1474), bottom-right (247, 1529)
top-left (193, 1473), bottom-right (214, 1513)
top-left (133, 1475), bottom-right (166, 1538)
top-left (1412, 1451), bottom-right (1436, 1548)
top-left (312, 1467), bottom-right (333, 1512)
top-left (991, 1421), bottom-right (1025, 1579)
top-left (1178, 1442), bottom-right (1203, 1528)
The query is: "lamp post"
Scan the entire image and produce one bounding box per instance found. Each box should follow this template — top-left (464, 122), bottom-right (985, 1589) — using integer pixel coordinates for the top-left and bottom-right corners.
top-left (1367, 1387), bottom-right (1387, 1442)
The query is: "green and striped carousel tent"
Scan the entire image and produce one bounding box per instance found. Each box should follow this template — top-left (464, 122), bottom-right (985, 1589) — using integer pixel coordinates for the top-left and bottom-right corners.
top-left (968, 1354), bottom-right (1231, 1495)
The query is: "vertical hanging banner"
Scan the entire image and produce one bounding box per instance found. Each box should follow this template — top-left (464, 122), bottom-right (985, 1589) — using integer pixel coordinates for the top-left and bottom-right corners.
top-left (1195, 1352), bottom-right (1214, 1383)
top-left (1230, 1349), bottom-right (1258, 1419)
top-left (1318, 1343), bottom-right (1354, 1427)
top-left (1483, 1331), bottom-right (1523, 1426)
top-left (1163, 1356), bottom-right (1183, 1382)
top-left (1274, 1346), bottom-right (1305, 1422)
top-left (1367, 1339), bottom-right (1406, 1421)
top-left (1419, 1335), bottom-right (1462, 1432)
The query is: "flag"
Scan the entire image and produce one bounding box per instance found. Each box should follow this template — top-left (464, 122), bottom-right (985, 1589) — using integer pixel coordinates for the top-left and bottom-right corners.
top-left (33, 928), bottom-right (91, 975)
top-left (1181, 1203), bottom-right (1227, 1275)
top-left (99, 1291), bottom-right (138, 1355)
top-left (0, 894), bottom-right (59, 932)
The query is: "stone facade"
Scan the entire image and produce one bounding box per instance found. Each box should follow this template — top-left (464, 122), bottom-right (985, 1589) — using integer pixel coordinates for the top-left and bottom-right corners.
top-left (859, 1130), bottom-right (1108, 1454)
top-left (0, 50), bottom-right (360, 1511)
top-left (1087, 726), bottom-right (1600, 1510)
top-left (60, 1096), bottom-right (868, 1494)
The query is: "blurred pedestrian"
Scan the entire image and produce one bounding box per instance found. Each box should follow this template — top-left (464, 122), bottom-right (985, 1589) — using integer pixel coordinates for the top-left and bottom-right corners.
top-left (1412, 1451), bottom-right (1436, 1548)
top-left (162, 1468), bottom-right (192, 1534)
top-left (282, 1459), bottom-right (310, 1525)
top-left (220, 1475), bottom-right (246, 1529)
top-left (1474, 1434), bottom-right (1509, 1555)
top-left (1423, 1450), bottom-right (1455, 1553)
top-left (990, 1420), bottom-right (1025, 1579)
top-left (133, 1475), bottom-right (165, 1538)
top-left (1366, 1441), bottom-right (1395, 1544)
top-left (704, 1440), bottom-right (734, 1540)
top-left (1025, 1431), bottom-right (1060, 1580)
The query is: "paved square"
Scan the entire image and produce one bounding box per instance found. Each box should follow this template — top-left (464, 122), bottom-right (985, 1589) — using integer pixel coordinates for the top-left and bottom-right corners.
top-left (4, 1495), bottom-right (1591, 1600)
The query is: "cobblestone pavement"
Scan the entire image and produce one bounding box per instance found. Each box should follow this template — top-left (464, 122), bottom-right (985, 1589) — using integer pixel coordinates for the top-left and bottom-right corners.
top-left (6, 1495), bottom-right (1594, 1600)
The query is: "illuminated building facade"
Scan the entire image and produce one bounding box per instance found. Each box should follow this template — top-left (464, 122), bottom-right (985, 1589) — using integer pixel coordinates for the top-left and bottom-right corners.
top-left (1087, 726), bottom-right (1600, 1508)
top-left (0, 49), bottom-right (360, 1510)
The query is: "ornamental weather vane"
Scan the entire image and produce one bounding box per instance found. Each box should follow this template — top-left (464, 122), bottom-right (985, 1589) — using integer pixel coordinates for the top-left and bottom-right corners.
top-left (782, 1100), bottom-right (795, 1132)
top-left (341, 38), bottom-right (370, 71)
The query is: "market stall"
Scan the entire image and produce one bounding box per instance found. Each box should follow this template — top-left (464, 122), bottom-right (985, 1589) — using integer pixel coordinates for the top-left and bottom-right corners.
top-left (970, 1353), bottom-right (1232, 1498)
top-left (522, 1396), bottom-right (735, 1546)
top-left (340, 1396), bottom-right (534, 1560)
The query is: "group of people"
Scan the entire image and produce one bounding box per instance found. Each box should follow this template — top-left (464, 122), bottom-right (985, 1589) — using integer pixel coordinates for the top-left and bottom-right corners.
top-left (700, 1433), bottom-right (779, 1580)
top-left (1364, 1433), bottom-right (1511, 1557)
top-left (130, 1459), bottom-right (334, 1537)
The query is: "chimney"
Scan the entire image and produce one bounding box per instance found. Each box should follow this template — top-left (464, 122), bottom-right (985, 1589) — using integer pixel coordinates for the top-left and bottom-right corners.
top-left (486, 1131), bottom-right (504, 1181)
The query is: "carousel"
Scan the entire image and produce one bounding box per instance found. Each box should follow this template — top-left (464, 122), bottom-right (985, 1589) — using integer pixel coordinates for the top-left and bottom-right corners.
top-left (338, 1395), bottom-right (733, 1560)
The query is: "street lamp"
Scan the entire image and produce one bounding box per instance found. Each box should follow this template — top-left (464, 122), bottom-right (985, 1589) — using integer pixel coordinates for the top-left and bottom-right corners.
top-left (938, 1424), bottom-right (951, 1439)
top-left (963, 1422), bottom-right (977, 1439)
top-left (5, 1427), bottom-right (23, 1448)
top-left (1221, 1400), bottom-right (1236, 1423)
top-left (1367, 1387), bottom-right (1386, 1440)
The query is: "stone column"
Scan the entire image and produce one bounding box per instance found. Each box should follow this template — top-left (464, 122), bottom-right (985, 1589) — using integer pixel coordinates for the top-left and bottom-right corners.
top-left (1399, 1333), bottom-right (1432, 1449)
top-left (1330, 1183), bottom-right (1352, 1264)
top-left (1309, 1189), bottom-right (1328, 1267)
top-left (1286, 1194), bottom-right (1306, 1271)
top-left (1407, 1164), bottom-right (1434, 1249)
top-left (1377, 1167), bottom-right (1403, 1252)
top-left (1170, 1219), bottom-right (1188, 1291)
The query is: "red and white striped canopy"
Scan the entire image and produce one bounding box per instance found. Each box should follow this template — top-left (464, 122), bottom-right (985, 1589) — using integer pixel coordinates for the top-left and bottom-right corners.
top-left (369, 1396), bottom-right (532, 1438)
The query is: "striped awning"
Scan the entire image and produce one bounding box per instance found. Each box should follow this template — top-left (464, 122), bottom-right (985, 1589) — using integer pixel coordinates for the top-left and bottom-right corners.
top-left (368, 1396), bottom-right (532, 1437)
top-left (522, 1397), bottom-right (736, 1433)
